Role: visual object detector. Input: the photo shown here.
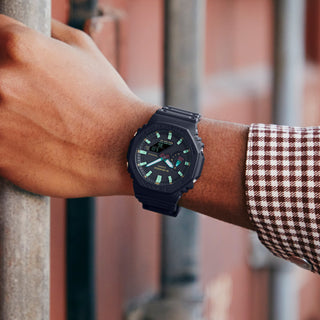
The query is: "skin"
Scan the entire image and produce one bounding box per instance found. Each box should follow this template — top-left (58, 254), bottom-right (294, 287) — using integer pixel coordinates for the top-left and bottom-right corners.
top-left (0, 15), bottom-right (254, 230)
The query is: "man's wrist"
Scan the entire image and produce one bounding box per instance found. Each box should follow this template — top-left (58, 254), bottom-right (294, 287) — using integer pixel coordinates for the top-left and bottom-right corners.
top-left (115, 101), bottom-right (160, 196)
top-left (179, 119), bottom-right (254, 229)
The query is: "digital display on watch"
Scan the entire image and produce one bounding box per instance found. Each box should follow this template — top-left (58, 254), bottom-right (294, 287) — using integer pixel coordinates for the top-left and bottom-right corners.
top-left (150, 141), bottom-right (171, 153)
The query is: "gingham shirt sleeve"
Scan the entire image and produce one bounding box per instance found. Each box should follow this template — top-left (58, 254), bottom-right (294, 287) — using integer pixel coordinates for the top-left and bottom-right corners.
top-left (246, 124), bottom-right (320, 273)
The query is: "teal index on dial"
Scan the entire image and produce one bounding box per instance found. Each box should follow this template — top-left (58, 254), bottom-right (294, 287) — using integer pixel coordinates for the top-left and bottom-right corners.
top-left (155, 175), bottom-right (162, 184)
top-left (138, 150), bottom-right (147, 155)
top-left (156, 131), bottom-right (161, 138)
top-left (168, 131), bottom-right (172, 140)
top-left (177, 138), bottom-right (183, 145)
top-left (138, 162), bottom-right (147, 167)
top-left (183, 149), bottom-right (190, 154)
top-left (144, 138), bottom-right (151, 144)
top-left (145, 171), bottom-right (152, 177)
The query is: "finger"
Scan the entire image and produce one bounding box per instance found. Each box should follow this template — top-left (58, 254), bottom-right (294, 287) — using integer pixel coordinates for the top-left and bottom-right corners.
top-left (51, 19), bottom-right (92, 48)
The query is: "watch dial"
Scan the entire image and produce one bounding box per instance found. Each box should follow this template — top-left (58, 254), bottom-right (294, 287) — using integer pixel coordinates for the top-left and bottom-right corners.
top-left (135, 129), bottom-right (192, 186)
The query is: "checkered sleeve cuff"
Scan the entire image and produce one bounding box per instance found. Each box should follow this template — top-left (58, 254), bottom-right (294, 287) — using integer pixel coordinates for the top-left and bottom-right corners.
top-left (246, 123), bottom-right (320, 273)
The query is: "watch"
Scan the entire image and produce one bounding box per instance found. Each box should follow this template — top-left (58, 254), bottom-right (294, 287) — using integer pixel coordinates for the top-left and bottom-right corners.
top-left (127, 106), bottom-right (204, 217)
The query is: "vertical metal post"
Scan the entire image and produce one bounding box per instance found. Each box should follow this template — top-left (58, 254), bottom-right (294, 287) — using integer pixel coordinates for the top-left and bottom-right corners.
top-left (270, 1), bottom-right (306, 320)
top-left (0, 1), bottom-right (51, 319)
top-left (67, 198), bottom-right (95, 320)
top-left (163, 0), bottom-right (205, 305)
top-left (272, 0), bottom-right (306, 126)
top-left (67, 2), bottom-right (97, 320)
top-left (69, 0), bottom-right (98, 30)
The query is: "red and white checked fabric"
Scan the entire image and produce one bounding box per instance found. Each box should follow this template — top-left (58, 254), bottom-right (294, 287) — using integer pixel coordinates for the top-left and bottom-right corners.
top-left (246, 123), bottom-right (320, 273)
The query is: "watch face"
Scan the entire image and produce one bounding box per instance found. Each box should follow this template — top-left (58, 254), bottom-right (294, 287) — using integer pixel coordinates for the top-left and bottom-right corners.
top-left (134, 128), bottom-right (193, 187)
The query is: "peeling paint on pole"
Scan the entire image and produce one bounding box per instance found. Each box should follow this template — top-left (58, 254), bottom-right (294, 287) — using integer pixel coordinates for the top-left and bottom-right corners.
top-left (0, 1), bottom-right (51, 319)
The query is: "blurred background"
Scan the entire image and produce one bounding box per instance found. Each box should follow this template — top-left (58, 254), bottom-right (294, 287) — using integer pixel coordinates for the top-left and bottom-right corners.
top-left (50, 0), bottom-right (320, 319)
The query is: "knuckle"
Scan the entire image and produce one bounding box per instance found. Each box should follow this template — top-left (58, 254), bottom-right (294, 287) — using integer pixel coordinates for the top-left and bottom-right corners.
top-left (1, 25), bottom-right (28, 60)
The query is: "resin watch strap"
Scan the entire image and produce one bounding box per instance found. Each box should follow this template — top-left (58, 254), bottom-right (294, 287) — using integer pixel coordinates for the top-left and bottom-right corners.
top-left (133, 181), bottom-right (181, 217)
top-left (153, 105), bottom-right (201, 124)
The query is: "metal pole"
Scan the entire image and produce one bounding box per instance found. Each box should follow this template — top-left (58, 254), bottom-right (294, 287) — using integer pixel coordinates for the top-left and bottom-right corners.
top-left (67, 198), bottom-right (96, 320)
top-left (0, 2), bottom-right (51, 319)
top-left (69, 0), bottom-right (98, 30)
top-left (272, 0), bottom-right (305, 126)
top-left (162, 0), bottom-right (205, 305)
top-left (270, 1), bottom-right (305, 320)
top-left (67, 2), bottom-right (97, 319)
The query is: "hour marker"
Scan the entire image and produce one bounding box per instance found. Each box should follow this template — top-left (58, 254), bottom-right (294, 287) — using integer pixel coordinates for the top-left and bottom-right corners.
top-left (177, 138), bottom-right (183, 145)
top-left (168, 176), bottom-right (173, 184)
top-left (168, 131), bottom-right (172, 140)
top-left (183, 149), bottom-right (190, 154)
top-left (156, 132), bottom-right (161, 138)
top-left (138, 162), bottom-right (147, 167)
top-left (155, 175), bottom-right (162, 184)
top-left (144, 139), bottom-right (151, 144)
top-left (178, 171), bottom-right (184, 177)
top-left (185, 161), bottom-right (190, 166)
top-left (145, 171), bottom-right (152, 177)
top-left (138, 150), bottom-right (147, 155)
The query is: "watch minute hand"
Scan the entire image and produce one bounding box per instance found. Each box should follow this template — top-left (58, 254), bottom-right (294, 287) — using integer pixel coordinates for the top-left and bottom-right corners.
top-left (146, 157), bottom-right (163, 167)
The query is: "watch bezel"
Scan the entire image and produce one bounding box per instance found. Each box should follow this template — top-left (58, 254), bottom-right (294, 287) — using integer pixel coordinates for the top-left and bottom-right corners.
top-left (128, 122), bottom-right (202, 193)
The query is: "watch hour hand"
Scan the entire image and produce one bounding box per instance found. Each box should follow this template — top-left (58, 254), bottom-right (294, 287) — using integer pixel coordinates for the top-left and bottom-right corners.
top-left (164, 159), bottom-right (174, 168)
top-left (175, 156), bottom-right (184, 167)
top-left (146, 157), bottom-right (163, 167)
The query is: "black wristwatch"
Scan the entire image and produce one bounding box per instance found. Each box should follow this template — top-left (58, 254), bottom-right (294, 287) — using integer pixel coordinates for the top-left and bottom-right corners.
top-left (127, 106), bottom-right (204, 217)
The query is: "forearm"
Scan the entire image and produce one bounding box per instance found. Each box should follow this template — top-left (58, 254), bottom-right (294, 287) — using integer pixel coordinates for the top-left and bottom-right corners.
top-left (180, 118), bottom-right (253, 229)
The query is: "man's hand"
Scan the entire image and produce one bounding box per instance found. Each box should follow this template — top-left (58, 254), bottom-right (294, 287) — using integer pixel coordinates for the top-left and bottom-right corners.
top-left (0, 15), bottom-right (156, 197)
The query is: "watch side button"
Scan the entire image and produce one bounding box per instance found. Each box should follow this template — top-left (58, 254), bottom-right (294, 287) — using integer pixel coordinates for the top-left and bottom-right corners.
top-left (193, 179), bottom-right (197, 183)
top-left (126, 162), bottom-right (129, 168)
top-left (134, 131), bottom-right (137, 137)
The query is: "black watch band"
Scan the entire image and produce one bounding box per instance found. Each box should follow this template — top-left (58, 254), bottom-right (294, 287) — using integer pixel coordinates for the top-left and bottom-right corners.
top-left (133, 181), bottom-right (181, 216)
top-left (150, 106), bottom-right (201, 135)
top-left (152, 105), bottom-right (201, 123)
top-left (134, 106), bottom-right (202, 217)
